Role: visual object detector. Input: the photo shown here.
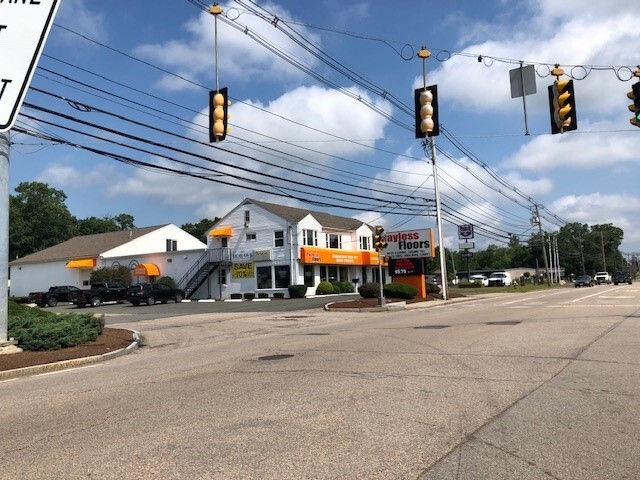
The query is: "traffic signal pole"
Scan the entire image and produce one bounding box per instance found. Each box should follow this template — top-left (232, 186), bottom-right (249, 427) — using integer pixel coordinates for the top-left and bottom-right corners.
top-left (1, 131), bottom-right (9, 343)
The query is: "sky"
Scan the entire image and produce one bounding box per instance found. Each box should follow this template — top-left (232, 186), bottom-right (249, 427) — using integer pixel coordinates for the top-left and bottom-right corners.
top-left (7, 0), bottom-right (640, 254)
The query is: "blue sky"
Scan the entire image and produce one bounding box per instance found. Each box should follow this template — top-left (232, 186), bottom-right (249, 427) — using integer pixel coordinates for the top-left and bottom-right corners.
top-left (9, 0), bottom-right (640, 253)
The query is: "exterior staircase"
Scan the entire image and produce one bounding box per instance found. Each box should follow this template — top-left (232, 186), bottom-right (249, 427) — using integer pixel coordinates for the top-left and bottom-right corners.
top-left (178, 248), bottom-right (231, 298)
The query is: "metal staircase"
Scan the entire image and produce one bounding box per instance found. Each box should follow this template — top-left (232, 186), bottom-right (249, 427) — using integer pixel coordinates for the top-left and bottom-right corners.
top-left (178, 248), bottom-right (231, 298)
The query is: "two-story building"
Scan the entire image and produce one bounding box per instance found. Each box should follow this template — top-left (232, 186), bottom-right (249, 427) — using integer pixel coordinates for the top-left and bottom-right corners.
top-left (183, 198), bottom-right (386, 299)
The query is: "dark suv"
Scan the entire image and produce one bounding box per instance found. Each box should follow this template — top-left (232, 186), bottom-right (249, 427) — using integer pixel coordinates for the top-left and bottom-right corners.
top-left (612, 271), bottom-right (633, 285)
top-left (127, 283), bottom-right (185, 306)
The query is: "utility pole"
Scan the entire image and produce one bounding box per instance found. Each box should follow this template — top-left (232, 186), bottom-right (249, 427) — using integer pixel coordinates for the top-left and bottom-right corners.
top-left (0, 131), bottom-right (8, 344)
top-left (533, 205), bottom-right (550, 285)
top-left (600, 229), bottom-right (607, 271)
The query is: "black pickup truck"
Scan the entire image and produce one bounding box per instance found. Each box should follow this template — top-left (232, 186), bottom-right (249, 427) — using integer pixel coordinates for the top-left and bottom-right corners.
top-left (29, 285), bottom-right (82, 307)
top-left (69, 282), bottom-right (129, 308)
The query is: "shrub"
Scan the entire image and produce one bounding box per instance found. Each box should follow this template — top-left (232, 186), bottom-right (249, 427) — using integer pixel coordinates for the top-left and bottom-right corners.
top-left (315, 281), bottom-right (335, 295)
top-left (230, 293), bottom-right (243, 300)
top-left (331, 283), bottom-right (342, 294)
top-left (156, 276), bottom-right (177, 288)
top-left (358, 282), bottom-right (379, 298)
top-left (243, 292), bottom-right (255, 300)
top-left (257, 292), bottom-right (269, 299)
top-left (90, 265), bottom-right (132, 286)
top-left (333, 281), bottom-right (354, 294)
top-left (288, 285), bottom-right (307, 298)
top-left (8, 302), bottom-right (104, 352)
top-left (273, 292), bottom-right (285, 299)
top-left (384, 283), bottom-right (418, 299)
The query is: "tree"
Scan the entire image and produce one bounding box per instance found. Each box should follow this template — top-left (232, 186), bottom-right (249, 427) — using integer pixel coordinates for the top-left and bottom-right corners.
top-left (9, 182), bottom-right (76, 259)
top-left (114, 213), bottom-right (135, 230)
top-left (181, 218), bottom-right (219, 242)
top-left (75, 216), bottom-right (120, 236)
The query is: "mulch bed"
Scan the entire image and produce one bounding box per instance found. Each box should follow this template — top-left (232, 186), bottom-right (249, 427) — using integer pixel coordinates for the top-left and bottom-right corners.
top-left (0, 328), bottom-right (134, 372)
top-left (328, 291), bottom-right (464, 309)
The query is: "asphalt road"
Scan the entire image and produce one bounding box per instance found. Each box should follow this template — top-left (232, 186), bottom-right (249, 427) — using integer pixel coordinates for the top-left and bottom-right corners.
top-left (2, 284), bottom-right (639, 479)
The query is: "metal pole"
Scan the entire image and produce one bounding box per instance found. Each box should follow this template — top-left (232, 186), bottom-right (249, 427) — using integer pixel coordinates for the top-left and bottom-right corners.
top-left (431, 137), bottom-right (448, 300)
top-left (519, 62), bottom-right (530, 135)
top-left (377, 252), bottom-right (385, 306)
top-left (535, 204), bottom-right (550, 285)
top-left (0, 131), bottom-right (9, 343)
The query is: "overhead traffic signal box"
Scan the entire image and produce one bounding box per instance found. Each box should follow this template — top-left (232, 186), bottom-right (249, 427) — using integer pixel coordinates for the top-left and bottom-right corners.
top-left (627, 81), bottom-right (640, 128)
top-left (373, 225), bottom-right (388, 252)
top-left (548, 79), bottom-right (577, 134)
top-left (209, 87), bottom-right (230, 142)
top-left (414, 85), bottom-right (439, 138)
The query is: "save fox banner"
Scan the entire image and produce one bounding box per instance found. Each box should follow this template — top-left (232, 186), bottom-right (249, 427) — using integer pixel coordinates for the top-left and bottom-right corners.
top-left (384, 228), bottom-right (435, 259)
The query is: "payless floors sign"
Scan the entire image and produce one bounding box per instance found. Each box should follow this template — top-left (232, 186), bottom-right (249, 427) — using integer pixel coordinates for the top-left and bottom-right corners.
top-left (0, 0), bottom-right (60, 132)
top-left (384, 229), bottom-right (436, 260)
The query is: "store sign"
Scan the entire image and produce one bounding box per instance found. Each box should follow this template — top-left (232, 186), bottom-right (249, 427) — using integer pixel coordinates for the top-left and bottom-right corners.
top-left (232, 250), bottom-right (253, 262)
top-left (232, 262), bottom-right (254, 278)
top-left (300, 247), bottom-right (379, 265)
top-left (389, 257), bottom-right (424, 276)
top-left (384, 228), bottom-right (435, 259)
top-left (253, 249), bottom-right (272, 262)
top-left (458, 224), bottom-right (474, 239)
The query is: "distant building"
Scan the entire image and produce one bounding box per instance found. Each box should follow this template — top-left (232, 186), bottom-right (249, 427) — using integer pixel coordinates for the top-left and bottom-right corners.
top-left (184, 198), bottom-right (386, 299)
top-left (9, 224), bottom-right (206, 297)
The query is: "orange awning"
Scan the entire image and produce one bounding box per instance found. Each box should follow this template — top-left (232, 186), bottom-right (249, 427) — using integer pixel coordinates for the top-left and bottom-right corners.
top-left (66, 258), bottom-right (97, 269)
top-left (300, 247), bottom-right (381, 266)
top-left (208, 226), bottom-right (233, 237)
top-left (132, 263), bottom-right (160, 276)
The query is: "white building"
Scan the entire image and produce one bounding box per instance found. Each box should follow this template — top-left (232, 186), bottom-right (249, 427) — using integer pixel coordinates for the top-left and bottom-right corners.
top-left (9, 224), bottom-right (206, 297)
top-left (185, 198), bottom-right (386, 300)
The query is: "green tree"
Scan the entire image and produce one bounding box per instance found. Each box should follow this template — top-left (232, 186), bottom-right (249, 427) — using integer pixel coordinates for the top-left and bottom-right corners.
top-left (114, 213), bottom-right (135, 230)
top-left (181, 218), bottom-right (219, 242)
top-left (75, 216), bottom-right (120, 236)
top-left (9, 182), bottom-right (76, 259)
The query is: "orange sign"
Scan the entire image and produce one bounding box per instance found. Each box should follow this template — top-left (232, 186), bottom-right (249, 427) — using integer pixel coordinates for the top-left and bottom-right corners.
top-left (300, 247), bottom-right (380, 265)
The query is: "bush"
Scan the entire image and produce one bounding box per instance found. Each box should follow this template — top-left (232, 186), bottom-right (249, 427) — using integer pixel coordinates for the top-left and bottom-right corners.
top-left (257, 292), bottom-right (269, 299)
top-left (288, 285), bottom-right (307, 298)
top-left (384, 283), bottom-right (418, 299)
top-left (8, 301), bottom-right (104, 352)
top-left (332, 281), bottom-right (354, 294)
top-left (243, 292), bottom-right (255, 300)
top-left (90, 265), bottom-right (132, 286)
top-left (358, 282), bottom-right (379, 298)
top-left (273, 292), bottom-right (285, 299)
top-left (315, 281), bottom-right (335, 295)
top-left (230, 293), bottom-right (243, 300)
top-left (156, 276), bottom-right (177, 288)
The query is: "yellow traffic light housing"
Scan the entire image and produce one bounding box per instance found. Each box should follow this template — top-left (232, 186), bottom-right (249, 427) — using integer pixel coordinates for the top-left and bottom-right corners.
top-left (414, 85), bottom-right (439, 138)
top-left (548, 78), bottom-right (577, 134)
top-left (209, 87), bottom-right (230, 142)
top-left (627, 81), bottom-right (640, 128)
top-left (373, 225), bottom-right (388, 252)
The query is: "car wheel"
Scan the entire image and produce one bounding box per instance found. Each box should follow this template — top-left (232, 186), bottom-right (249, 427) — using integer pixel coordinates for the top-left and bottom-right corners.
top-left (47, 297), bottom-right (58, 307)
top-left (90, 296), bottom-right (102, 307)
top-left (130, 300), bottom-right (140, 306)
top-left (146, 296), bottom-right (155, 306)
top-left (174, 293), bottom-right (183, 303)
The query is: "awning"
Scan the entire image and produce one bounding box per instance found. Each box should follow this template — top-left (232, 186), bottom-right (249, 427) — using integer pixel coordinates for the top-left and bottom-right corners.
top-left (66, 258), bottom-right (97, 269)
top-left (133, 263), bottom-right (160, 276)
top-left (209, 226), bottom-right (233, 237)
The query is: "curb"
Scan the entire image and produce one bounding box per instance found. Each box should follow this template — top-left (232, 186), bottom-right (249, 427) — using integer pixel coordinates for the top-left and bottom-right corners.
top-left (0, 329), bottom-right (141, 381)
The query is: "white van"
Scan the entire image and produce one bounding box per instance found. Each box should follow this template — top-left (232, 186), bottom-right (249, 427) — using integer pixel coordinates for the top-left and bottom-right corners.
top-left (488, 271), bottom-right (512, 287)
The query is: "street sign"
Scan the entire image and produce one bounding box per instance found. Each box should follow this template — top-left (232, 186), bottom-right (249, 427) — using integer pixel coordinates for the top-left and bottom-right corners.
top-left (458, 224), bottom-right (474, 239)
top-left (0, 0), bottom-right (61, 132)
top-left (461, 251), bottom-right (474, 258)
top-left (459, 242), bottom-right (475, 250)
top-left (384, 228), bottom-right (435, 259)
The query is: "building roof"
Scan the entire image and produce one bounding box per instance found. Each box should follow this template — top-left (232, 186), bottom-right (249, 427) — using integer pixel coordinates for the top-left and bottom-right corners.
top-left (244, 198), bottom-right (369, 231)
top-left (9, 225), bottom-right (166, 266)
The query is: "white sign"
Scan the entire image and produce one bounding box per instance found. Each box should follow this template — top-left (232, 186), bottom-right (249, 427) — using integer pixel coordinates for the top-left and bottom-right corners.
top-left (459, 242), bottom-right (475, 250)
top-left (384, 228), bottom-right (435, 259)
top-left (0, 0), bottom-right (61, 132)
top-left (458, 224), bottom-right (474, 239)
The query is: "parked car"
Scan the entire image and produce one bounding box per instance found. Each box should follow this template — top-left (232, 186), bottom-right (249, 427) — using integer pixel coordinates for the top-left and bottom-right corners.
top-left (612, 271), bottom-right (633, 285)
top-left (69, 282), bottom-right (129, 308)
top-left (469, 274), bottom-right (489, 287)
top-left (488, 271), bottom-right (512, 287)
top-left (594, 272), bottom-right (611, 284)
top-left (574, 275), bottom-right (595, 288)
top-left (28, 285), bottom-right (82, 307)
top-left (127, 283), bottom-right (185, 306)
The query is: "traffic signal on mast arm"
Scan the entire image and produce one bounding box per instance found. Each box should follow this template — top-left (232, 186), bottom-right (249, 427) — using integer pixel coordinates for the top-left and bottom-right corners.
top-left (414, 85), bottom-right (439, 138)
top-left (627, 81), bottom-right (640, 128)
top-left (373, 225), bottom-right (388, 251)
top-left (547, 79), bottom-right (577, 134)
top-left (209, 87), bottom-right (230, 142)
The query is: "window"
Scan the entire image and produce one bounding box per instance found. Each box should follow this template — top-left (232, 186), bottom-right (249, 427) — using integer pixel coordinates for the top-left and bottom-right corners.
top-left (327, 233), bottom-right (341, 249)
top-left (303, 229), bottom-right (317, 246)
top-left (166, 239), bottom-right (177, 251)
top-left (359, 236), bottom-right (370, 250)
top-left (274, 230), bottom-right (284, 247)
top-left (304, 265), bottom-right (314, 287)
top-left (256, 266), bottom-right (272, 289)
top-left (221, 237), bottom-right (228, 248)
top-left (218, 268), bottom-right (226, 284)
top-left (244, 210), bottom-right (250, 224)
top-left (246, 232), bottom-right (256, 241)
top-left (328, 266), bottom-right (338, 282)
top-left (274, 265), bottom-right (291, 288)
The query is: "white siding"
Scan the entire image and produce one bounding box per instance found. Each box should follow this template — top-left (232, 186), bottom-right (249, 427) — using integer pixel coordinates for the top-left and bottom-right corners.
top-left (103, 225), bottom-right (205, 257)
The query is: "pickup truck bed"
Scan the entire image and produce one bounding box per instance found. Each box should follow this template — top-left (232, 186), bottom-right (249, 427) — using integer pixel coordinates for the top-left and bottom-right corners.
top-left (69, 282), bottom-right (129, 307)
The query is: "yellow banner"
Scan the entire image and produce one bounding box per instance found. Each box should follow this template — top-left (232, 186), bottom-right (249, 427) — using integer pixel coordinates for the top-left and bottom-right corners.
top-left (232, 262), bottom-right (255, 278)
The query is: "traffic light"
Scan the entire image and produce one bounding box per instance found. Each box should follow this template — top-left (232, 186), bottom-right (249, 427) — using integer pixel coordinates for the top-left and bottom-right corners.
top-left (547, 79), bottom-right (577, 134)
top-left (373, 225), bottom-right (388, 251)
top-left (414, 85), bottom-right (439, 138)
top-left (627, 81), bottom-right (640, 128)
top-left (209, 87), bottom-right (230, 142)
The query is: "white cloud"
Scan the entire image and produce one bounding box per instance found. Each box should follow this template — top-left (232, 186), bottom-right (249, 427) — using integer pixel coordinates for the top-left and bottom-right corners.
top-left (55, 0), bottom-right (108, 44)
